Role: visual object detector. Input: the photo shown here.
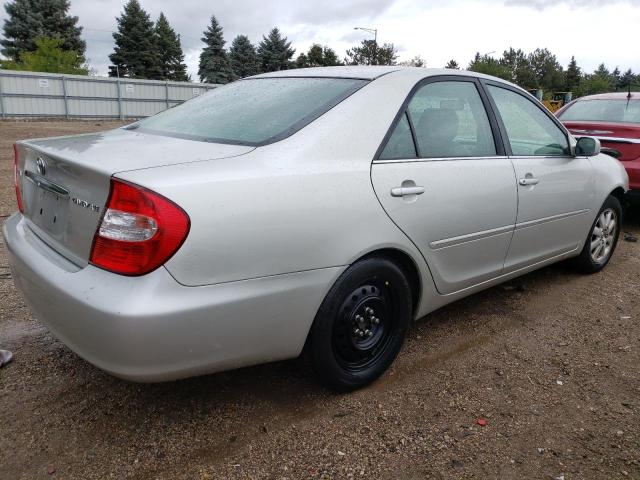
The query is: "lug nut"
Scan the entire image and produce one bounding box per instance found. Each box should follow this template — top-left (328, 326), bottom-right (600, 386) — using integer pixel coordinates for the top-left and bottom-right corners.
top-left (372, 317), bottom-right (380, 325)
top-left (355, 315), bottom-right (363, 322)
top-left (365, 307), bottom-right (374, 315)
top-left (353, 328), bottom-right (362, 336)
top-left (365, 329), bottom-right (372, 337)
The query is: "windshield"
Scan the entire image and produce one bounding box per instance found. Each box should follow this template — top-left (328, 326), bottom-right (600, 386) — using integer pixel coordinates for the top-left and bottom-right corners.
top-left (559, 99), bottom-right (640, 124)
top-left (132, 77), bottom-right (368, 145)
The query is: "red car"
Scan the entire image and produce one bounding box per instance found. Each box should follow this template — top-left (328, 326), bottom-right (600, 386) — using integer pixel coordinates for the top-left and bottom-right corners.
top-left (557, 92), bottom-right (640, 201)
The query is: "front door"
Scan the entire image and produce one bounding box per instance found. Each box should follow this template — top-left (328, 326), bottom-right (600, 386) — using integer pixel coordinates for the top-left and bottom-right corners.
top-left (371, 78), bottom-right (518, 295)
top-left (484, 83), bottom-right (595, 271)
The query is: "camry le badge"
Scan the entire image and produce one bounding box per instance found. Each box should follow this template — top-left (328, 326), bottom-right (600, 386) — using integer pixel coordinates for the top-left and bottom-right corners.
top-left (71, 197), bottom-right (100, 213)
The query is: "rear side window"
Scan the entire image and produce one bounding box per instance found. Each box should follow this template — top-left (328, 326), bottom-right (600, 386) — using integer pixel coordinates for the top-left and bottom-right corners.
top-left (559, 99), bottom-right (640, 124)
top-left (133, 77), bottom-right (368, 146)
top-left (379, 113), bottom-right (417, 159)
top-left (408, 81), bottom-right (496, 158)
top-left (487, 85), bottom-right (569, 156)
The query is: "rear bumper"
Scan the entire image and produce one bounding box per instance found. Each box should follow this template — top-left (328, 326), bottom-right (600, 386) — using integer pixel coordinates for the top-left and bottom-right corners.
top-left (3, 214), bottom-right (341, 381)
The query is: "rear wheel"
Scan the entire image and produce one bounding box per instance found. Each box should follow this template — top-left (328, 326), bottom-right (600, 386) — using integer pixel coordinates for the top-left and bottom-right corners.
top-left (573, 195), bottom-right (621, 273)
top-left (307, 257), bottom-right (412, 391)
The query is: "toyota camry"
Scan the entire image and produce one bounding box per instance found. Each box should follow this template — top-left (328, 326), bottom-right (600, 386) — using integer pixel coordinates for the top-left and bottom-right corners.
top-left (3, 67), bottom-right (628, 391)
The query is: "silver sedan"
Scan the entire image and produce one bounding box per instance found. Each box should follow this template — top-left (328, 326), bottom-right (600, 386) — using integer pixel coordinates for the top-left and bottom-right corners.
top-left (3, 67), bottom-right (628, 391)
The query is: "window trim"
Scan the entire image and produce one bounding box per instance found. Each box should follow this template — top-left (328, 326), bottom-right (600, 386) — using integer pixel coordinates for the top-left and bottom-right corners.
top-left (374, 74), bottom-right (508, 161)
top-left (479, 79), bottom-right (572, 158)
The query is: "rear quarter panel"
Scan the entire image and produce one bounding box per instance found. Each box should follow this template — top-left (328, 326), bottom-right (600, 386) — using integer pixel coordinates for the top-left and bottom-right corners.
top-left (118, 72), bottom-right (437, 316)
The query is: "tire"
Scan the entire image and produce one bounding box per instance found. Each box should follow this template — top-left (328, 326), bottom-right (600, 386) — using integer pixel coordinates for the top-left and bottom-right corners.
top-left (306, 257), bottom-right (412, 392)
top-left (573, 195), bottom-right (622, 273)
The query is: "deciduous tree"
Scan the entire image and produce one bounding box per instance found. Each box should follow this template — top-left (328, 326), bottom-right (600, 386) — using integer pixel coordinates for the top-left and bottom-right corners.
top-left (344, 39), bottom-right (397, 66)
top-left (2, 36), bottom-right (88, 73)
top-left (295, 43), bottom-right (342, 68)
top-left (528, 48), bottom-right (564, 92)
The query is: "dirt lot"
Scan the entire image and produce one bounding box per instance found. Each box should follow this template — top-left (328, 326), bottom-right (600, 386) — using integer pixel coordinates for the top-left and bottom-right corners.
top-left (0, 120), bottom-right (639, 480)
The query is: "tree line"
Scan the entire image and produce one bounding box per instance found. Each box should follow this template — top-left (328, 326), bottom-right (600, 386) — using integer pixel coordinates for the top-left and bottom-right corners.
top-left (1, 0), bottom-right (638, 97)
top-left (463, 48), bottom-right (639, 97)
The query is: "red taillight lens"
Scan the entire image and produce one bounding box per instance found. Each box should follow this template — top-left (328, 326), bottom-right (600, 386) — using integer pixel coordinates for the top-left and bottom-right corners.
top-left (90, 179), bottom-right (190, 276)
top-left (14, 144), bottom-right (24, 213)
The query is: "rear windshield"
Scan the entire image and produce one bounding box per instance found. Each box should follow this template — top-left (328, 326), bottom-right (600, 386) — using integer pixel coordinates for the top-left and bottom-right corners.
top-left (131, 77), bottom-right (368, 146)
top-left (559, 99), bottom-right (640, 124)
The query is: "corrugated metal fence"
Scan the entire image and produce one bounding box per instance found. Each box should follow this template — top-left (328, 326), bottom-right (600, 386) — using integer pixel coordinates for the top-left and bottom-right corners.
top-left (0, 69), bottom-right (219, 119)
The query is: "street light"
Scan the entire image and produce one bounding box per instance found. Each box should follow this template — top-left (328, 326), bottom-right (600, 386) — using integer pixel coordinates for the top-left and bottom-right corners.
top-left (354, 27), bottom-right (377, 43)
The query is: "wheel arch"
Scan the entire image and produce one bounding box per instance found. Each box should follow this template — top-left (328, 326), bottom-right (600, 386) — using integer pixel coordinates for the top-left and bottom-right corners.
top-left (357, 247), bottom-right (422, 317)
top-left (610, 186), bottom-right (626, 210)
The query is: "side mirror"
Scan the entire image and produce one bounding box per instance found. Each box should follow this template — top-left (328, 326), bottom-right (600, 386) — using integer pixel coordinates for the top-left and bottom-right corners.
top-left (575, 136), bottom-right (601, 156)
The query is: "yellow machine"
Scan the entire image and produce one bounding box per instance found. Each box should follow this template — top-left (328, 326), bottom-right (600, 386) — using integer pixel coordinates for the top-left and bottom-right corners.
top-left (527, 89), bottom-right (572, 113)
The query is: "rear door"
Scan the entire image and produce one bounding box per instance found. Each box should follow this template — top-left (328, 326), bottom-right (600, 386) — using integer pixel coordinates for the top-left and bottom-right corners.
top-left (371, 77), bottom-right (517, 295)
top-left (483, 82), bottom-right (595, 271)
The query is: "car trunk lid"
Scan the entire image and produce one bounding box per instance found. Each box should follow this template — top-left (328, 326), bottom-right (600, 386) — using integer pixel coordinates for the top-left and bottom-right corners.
top-left (16, 128), bottom-right (254, 267)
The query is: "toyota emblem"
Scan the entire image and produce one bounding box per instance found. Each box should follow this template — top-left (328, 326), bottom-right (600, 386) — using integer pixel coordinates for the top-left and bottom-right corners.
top-left (36, 157), bottom-right (46, 176)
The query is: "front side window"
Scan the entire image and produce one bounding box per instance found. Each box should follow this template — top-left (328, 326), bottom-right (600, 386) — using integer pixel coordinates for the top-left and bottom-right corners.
top-left (407, 81), bottom-right (496, 158)
top-left (487, 85), bottom-right (569, 156)
top-left (558, 99), bottom-right (640, 124)
top-left (133, 77), bottom-right (368, 146)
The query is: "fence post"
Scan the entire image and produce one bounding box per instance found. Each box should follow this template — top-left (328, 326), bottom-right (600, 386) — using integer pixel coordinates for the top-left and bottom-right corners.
top-left (0, 73), bottom-right (5, 119)
top-left (61, 75), bottom-right (69, 119)
top-left (116, 78), bottom-right (123, 120)
top-left (165, 80), bottom-right (170, 110)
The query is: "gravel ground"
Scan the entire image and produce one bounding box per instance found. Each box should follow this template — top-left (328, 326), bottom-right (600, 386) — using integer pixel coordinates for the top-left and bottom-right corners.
top-left (1, 120), bottom-right (639, 480)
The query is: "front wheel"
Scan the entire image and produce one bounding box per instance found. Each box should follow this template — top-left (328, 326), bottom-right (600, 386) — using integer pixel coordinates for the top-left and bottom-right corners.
top-left (573, 195), bottom-right (622, 273)
top-left (306, 257), bottom-right (412, 391)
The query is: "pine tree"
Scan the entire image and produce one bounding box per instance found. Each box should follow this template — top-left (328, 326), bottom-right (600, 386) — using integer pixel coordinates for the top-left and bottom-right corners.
top-left (1, 0), bottom-right (85, 63)
top-left (229, 35), bottom-right (259, 78)
top-left (257, 27), bottom-right (295, 72)
top-left (345, 40), bottom-right (398, 66)
top-left (198, 15), bottom-right (233, 84)
top-left (155, 12), bottom-right (188, 81)
top-left (108, 0), bottom-right (160, 79)
top-left (564, 56), bottom-right (581, 91)
top-left (611, 67), bottom-right (621, 90)
top-left (444, 59), bottom-right (459, 69)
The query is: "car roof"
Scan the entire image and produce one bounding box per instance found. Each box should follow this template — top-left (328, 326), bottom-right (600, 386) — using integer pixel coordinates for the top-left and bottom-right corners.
top-left (250, 66), bottom-right (511, 83)
top-left (574, 92), bottom-right (639, 101)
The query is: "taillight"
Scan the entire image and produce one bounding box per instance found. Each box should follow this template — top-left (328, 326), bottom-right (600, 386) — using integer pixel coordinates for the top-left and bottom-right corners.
top-left (90, 178), bottom-right (190, 276)
top-left (13, 144), bottom-right (24, 213)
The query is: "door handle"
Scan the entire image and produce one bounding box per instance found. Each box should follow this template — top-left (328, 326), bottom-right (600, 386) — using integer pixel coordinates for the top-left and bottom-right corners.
top-left (518, 177), bottom-right (539, 186)
top-left (391, 186), bottom-right (425, 197)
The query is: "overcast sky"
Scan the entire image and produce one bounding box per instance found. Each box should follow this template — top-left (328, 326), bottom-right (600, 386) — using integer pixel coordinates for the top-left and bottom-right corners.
top-left (2, 0), bottom-right (639, 80)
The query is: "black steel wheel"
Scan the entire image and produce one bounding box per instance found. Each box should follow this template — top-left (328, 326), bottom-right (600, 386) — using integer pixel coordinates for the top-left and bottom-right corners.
top-left (307, 257), bottom-right (412, 391)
